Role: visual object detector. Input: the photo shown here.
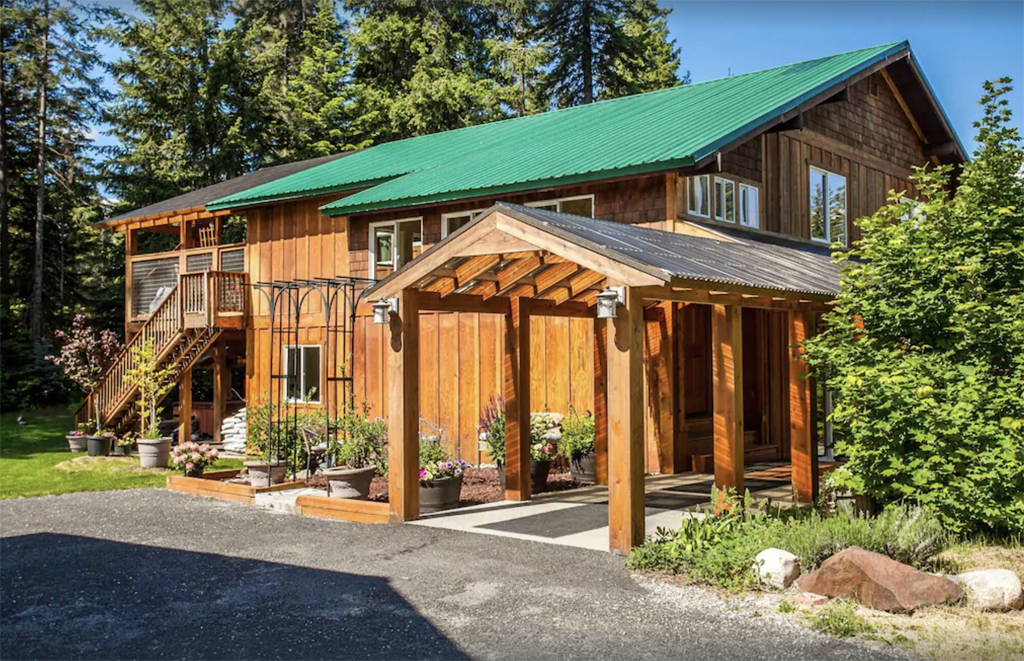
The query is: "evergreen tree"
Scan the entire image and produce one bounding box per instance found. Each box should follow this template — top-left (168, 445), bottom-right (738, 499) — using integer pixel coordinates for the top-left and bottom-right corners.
top-left (534, 0), bottom-right (682, 108)
top-left (485, 0), bottom-right (549, 117)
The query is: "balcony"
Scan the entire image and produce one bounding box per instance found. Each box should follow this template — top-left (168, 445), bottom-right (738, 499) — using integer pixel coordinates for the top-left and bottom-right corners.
top-left (128, 243), bottom-right (246, 323)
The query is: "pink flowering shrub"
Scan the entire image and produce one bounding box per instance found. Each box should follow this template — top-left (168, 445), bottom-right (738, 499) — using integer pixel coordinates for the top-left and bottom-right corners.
top-left (48, 314), bottom-right (122, 431)
top-left (170, 441), bottom-right (220, 475)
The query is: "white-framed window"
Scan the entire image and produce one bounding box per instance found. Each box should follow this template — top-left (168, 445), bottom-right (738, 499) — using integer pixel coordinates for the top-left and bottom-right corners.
top-left (526, 194), bottom-right (595, 217)
top-left (738, 183), bottom-right (759, 228)
top-left (441, 209), bottom-right (485, 238)
top-left (809, 166), bottom-right (847, 246)
top-left (687, 175), bottom-right (710, 217)
top-left (369, 217), bottom-right (422, 279)
top-left (284, 345), bottom-right (321, 403)
top-left (714, 177), bottom-right (736, 222)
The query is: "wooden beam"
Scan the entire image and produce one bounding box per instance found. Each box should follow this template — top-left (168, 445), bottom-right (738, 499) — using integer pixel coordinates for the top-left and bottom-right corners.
top-left (416, 291), bottom-right (511, 315)
top-left (178, 368), bottom-right (193, 445)
top-left (503, 297), bottom-right (532, 500)
top-left (788, 310), bottom-right (818, 503)
top-left (496, 255), bottom-right (543, 292)
top-left (644, 302), bottom-right (676, 474)
top-left (533, 262), bottom-right (580, 298)
top-left (635, 285), bottom-right (833, 310)
top-left (765, 113), bottom-right (804, 134)
top-left (711, 304), bottom-right (744, 497)
top-left (879, 67), bottom-right (928, 145)
top-left (526, 299), bottom-right (594, 319)
top-left (593, 319), bottom-right (608, 485)
top-left (455, 254), bottom-right (502, 286)
top-left (387, 288), bottom-right (420, 522)
top-left (212, 342), bottom-right (227, 445)
top-left (607, 284), bottom-right (645, 553)
top-left (665, 173), bottom-right (678, 233)
top-left (125, 229), bottom-right (137, 332)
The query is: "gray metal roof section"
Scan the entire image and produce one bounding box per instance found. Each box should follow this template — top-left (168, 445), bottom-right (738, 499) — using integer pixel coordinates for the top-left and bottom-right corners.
top-left (101, 152), bottom-right (349, 225)
top-left (479, 203), bottom-right (840, 297)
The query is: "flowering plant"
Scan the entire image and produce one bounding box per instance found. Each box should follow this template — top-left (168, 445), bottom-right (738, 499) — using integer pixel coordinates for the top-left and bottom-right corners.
top-left (116, 431), bottom-right (137, 447)
top-left (419, 459), bottom-right (471, 485)
top-left (531, 441), bottom-right (557, 461)
top-left (170, 441), bottom-right (220, 476)
top-left (48, 315), bottom-right (122, 433)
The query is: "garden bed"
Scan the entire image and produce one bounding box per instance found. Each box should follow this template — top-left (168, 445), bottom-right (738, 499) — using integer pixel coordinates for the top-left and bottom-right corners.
top-left (166, 469), bottom-right (306, 505)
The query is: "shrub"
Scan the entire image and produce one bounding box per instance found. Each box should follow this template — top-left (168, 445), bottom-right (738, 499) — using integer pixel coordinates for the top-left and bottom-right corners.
top-left (479, 396), bottom-right (505, 465)
top-left (335, 408), bottom-right (388, 474)
top-left (559, 409), bottom-right (595, 461)
top-left (809, 600), bottom-right (874, 638)
top-left (802, 80), bottom-right (1024, 534)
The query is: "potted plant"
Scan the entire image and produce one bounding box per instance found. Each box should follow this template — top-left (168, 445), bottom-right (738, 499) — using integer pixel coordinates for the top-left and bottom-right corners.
top-left (86, 427), bottom-right (115, 457)
top-left (112, 432), bottom-right (136, 457)
top-left (529, 412), bottom-right (562, 494)
top-left (171, 441), bottom-right (219, 478)
top-left (559, 409), bottom-right (596, 482)
top-left (66, 422), bottom-right (90, 453)
top-left (320, 406), bottom-right (387, 499)
top-left (419, 439), bottom-right (470, 513)
top-left (124, 339), bottom-right (175, 468)
top-left (244, 450), bottom-right (290, 487)
top-left (48, 314), bottom-right (122, 440)
top-left (479, 397), bottom-right (506, 489)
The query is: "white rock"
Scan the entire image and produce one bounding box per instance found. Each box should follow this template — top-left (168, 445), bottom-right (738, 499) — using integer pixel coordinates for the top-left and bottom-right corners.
top-left (953, 569), bottom-right (1024, 611)
top-left (754, 548), bottom-right (801, 589)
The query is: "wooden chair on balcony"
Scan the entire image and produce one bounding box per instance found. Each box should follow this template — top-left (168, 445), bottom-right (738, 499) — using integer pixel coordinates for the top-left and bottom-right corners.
top-left (198, 223), bottom-right (218, 248)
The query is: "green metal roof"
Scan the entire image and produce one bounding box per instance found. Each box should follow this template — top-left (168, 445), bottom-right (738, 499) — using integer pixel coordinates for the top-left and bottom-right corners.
top-left (206, 42), bottom-right (909, 214)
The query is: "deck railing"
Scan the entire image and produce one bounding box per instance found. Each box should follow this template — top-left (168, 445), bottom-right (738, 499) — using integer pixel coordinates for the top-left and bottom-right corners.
top-left (129, 243), bottom-right (245, 321)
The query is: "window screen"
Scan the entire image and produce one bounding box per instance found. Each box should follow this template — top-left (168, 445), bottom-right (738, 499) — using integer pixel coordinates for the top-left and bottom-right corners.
top-left (131, 257), bottom-right (179, 317)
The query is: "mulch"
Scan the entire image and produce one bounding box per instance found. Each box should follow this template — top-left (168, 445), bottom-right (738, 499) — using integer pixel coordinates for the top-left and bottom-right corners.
top-left (305, 467), bottom-right (593, 507)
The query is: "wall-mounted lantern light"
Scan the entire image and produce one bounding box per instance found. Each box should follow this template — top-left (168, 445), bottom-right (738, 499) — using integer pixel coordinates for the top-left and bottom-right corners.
top-left (372, 298), bottom-right (398, 325)
top-left (595, 286), bottom-right (625, 319)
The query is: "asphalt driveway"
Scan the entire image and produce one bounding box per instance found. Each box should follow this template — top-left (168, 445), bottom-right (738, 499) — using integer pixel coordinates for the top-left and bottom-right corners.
top-left (1, 490), bottom-right (906, 661)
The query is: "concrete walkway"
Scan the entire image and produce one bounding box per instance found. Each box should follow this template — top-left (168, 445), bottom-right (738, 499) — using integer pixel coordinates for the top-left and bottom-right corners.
top-left (0, 490), bottom-right (904, 661)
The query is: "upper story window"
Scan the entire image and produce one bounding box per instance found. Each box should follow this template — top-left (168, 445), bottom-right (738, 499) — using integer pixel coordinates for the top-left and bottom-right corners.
top-left (527, 195), bottom-right (594, 217)
top-left (687, 175), bottom-right (710, 217)
top-left (370, 217), bottom-right (422, 279)
top-left (442, 209), bottom-right (485, 238)
top-left (738, 183), bottom-right (759, 228)
top-left (809, 166), bottom-right (847, 246)
top-left (714, 177), bottom-right (736, 222)
top-left (284, 345), bottom-right (321, 403)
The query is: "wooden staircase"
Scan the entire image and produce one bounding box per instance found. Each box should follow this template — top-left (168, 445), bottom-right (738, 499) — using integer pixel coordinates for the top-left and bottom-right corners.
top-left (75, 271), bottom-right (247, 434)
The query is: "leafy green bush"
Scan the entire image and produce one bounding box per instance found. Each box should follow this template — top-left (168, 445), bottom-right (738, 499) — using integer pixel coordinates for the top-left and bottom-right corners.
top-left (559, 409), bottom-right (595, 461)
top-left (335, 406), bottom-right (388, 474)
top-left (479, 396), bottom-right (505, 465)
top-left (803, 81), bottom-right (1024, 534)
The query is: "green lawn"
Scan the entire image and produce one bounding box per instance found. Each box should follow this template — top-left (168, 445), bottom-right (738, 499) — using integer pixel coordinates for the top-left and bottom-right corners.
top-left (0, 409), bottom-right (243, 500)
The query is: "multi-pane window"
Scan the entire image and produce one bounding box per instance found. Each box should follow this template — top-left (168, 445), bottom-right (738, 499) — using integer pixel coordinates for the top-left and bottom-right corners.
top-left (809, 167), bottom-right (847, 245)
top-left (441, 210), bottom-right (484, 238)
top-left (738, 184), bottom-right (759, 228)
top-left (687, 175), bottom-right (710, 217)
top-left (526, 195), bottom-right (595, 217)
top-left (284, 345), bottom-right (321, 403)
top-left (369, 218), bottom-right (422, 279)
top-left (714, 177), bottom-right (736, 222)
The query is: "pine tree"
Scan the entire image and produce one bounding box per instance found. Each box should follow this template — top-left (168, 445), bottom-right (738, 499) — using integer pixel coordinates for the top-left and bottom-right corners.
top-left (534, 0), bottom-right (682, 108)
top-left (485, 0), bottom-right (549, 117)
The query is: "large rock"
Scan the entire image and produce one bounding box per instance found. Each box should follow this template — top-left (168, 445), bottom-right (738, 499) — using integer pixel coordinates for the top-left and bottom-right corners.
top-left (796, 546), bottom-right (963, 613)
top-left (953, 570), bottom-right (1024, 611)
top-left (754, 548), bottom-right (801, 589)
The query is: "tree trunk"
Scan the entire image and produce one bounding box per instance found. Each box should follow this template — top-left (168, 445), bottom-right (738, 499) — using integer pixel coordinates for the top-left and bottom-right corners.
top-left (581, 0), bottom-right (593, 104)
top-left (30, 0), bottom-right (49, 345)
top-left (0, 28), bottom-right (10, 320)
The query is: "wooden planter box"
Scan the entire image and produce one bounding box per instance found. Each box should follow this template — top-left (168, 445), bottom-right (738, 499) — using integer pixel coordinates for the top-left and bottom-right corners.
top-left (167, 469), bottom-right (305, 505)
top-left (295, 493), bottom-right (390, 524)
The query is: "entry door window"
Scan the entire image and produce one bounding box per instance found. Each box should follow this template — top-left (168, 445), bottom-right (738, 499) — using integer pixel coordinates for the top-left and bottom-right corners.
top-left (370, 218), bottom-right (422, 279)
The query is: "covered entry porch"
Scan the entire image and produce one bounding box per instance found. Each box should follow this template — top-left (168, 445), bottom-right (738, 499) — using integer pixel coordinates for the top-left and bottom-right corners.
top-left (369, 202), bottom-right (838, 553)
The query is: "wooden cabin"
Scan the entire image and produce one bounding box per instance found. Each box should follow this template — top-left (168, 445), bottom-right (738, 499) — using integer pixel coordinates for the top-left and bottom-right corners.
top-left (90, 42), bottom-right (965, 551)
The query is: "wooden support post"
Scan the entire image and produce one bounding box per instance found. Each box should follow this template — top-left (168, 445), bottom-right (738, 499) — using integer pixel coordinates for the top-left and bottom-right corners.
top-left (179, 219), bottom-right (192, 250)
top-left (644, 301), bottom-right (676, 473)
top-left (212, 342), bottom-right (227, 445)
top-left (125, 229), bottom-right (137, 334)
top-left (503, 296), bottom-right (532, 500)
top-left (178, 367), bottom-right (192, 444)
top-left (712, 304), bottom-right (744, 495)
top-left (665, 173), bottom-right (678, 233)
top-left (607, 285), bottom-right (645, 554)
top-left (387, 289), bottom-right (421, 522)
top-left (593, 319), bottom-right (608, 485)
top-left (788, 310), bottom-right (818, 503)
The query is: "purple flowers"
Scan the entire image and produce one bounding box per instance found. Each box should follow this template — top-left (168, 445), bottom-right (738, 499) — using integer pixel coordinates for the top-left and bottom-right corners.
top-left (419, 459), bottom-right (472, 485)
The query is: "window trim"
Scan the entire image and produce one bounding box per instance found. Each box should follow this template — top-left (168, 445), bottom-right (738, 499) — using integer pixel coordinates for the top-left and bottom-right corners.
top-left (525, 194), bottom-right (595, 217)
top-left (738, 183), bottom-right (759, 228)
top-left (283, 344), bottom-right (322, 404)
top-left (368, 216), bottom-right (423, 279)
top-left (714, 176), bottom-right (736, 223)
top-left (440, 209), bottom-right (485, 239)
top-left (687, 174), bottom-right (711, 218)
top-left (808, 166), bottom-right (847, 246)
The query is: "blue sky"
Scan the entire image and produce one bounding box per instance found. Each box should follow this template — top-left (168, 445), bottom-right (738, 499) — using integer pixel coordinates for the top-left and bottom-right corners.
top-left (660, 0), bottom-right (1023, 152)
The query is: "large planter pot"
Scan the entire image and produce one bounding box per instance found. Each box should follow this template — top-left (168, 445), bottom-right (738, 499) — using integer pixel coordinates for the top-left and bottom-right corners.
top-left (531, 459), bottom-right (552, 494)
top-left (112, 444), bottom-right (133, 457)
top-left (86, 435), bottom-right (113, 457)
top-left (66, 435), bottom-right (88, 453)
top-left (496, 464), bottom-right (506, 491)
top-left (569, 453), bottom-right (596, 483)
top-left (138, 437), bottom-right (173, 468)
top-left (420, 474), bottom-right (464, 513)
top-left (322, 464), bottom-right (376, 499)
top-left (245, 460), bottom-right (289, 487)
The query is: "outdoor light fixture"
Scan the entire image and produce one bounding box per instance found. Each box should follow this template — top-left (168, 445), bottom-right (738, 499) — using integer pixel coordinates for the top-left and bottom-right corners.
top-left (595, 286), bottom-right (625, 319)
top-left (372, 298), bottom-right (398, 325)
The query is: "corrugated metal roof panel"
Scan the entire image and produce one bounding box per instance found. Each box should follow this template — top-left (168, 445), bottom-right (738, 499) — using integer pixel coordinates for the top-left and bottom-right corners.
top-left (207, 42), bottom-right (906, 213)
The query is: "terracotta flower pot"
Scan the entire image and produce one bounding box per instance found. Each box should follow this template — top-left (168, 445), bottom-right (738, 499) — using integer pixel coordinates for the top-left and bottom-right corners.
top-left (531, 459), bottom-right (552, 494)
top-left (138, 437), bottom-right (173, 468)
top-left (420, 474), bottom-right (464, 513)
top-left (569, 454), bottom-right (596, 482)
top-left (86, 435), bottom-right (113, 457)
top-left (66, 435), bottom-right (87, 453)
top-left (322, 464), bottom-right (376, 499)
top-left (245, 459), bottom-right (289, 487)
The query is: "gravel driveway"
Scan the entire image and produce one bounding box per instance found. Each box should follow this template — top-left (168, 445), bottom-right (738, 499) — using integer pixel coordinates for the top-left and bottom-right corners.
top-left (1, 490), bottom-right (907, 661)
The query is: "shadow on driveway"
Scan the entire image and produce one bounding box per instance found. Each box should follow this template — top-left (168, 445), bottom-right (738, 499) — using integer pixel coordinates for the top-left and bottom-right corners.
top-left (1, 533), bottom-right (468, 661)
